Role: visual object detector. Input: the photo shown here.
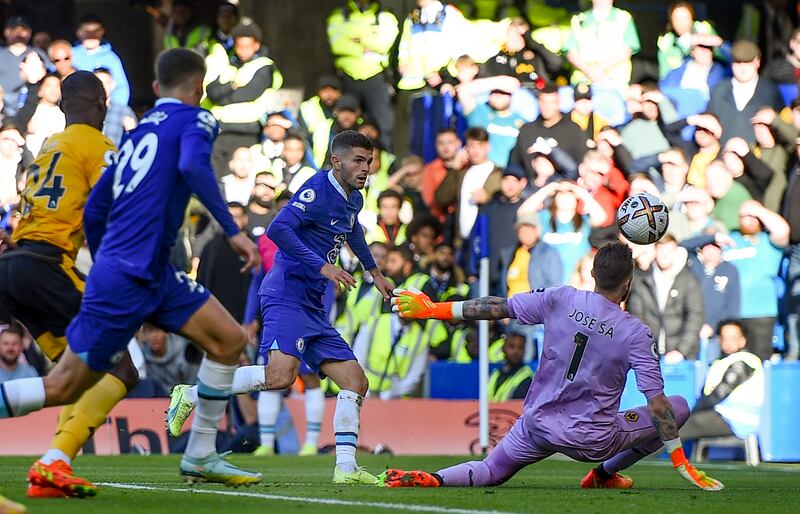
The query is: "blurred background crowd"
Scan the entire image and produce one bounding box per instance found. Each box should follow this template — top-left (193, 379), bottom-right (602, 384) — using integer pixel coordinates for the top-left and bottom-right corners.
top-left (0, 0), bottom-right (799, 454)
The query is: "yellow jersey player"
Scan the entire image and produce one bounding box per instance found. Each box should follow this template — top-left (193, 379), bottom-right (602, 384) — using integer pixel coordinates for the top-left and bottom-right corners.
top-left (0, 71), bottom-right (137, 499)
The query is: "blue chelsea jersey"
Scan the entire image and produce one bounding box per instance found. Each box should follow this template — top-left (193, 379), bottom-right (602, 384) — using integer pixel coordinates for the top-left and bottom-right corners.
top-left (88, 99), bottom-right (236, 281)
top-left (260, 171), bottom-right (363, 309)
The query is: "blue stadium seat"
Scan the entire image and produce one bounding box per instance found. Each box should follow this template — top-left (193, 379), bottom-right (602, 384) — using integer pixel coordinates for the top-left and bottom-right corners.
top-left (410, 93), bottom-right (467, 163)
top-left (427, 361), bottom-right (537, 399)
top-left (778, 83), bottom-right (799, 107)
top-left (759, 361), bottom-right (800, 462)
top-left (618, 360), bottom-right (700, 411)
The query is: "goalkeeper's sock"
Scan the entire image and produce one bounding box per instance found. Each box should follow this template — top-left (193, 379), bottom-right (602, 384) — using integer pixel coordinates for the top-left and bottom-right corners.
top-left (257, 391), bottom-right (281, 449)
top-left (185, 358), bottom-right (235, 460)
top-left (49, 374), bottom-right (127, 461)
top-left (334, 390), bottom-right (363, 471)
top-left (304, 387), bottom-right (324, 448)
top-left (436, 443), bottom-right (518, 486)
top-left (594, 463), bottom-right (614, 481)
top-left (0, 377), bottom-right (45, 417)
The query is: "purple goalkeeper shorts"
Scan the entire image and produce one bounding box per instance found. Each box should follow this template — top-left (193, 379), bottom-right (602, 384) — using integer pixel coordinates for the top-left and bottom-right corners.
top-left (257, 297), bottom-right (354, 374)
top-left (496, 395), bottom-right (691, 465)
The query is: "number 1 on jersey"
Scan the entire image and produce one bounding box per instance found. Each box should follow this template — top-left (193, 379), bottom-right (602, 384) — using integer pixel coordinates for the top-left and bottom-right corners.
top-left (566, 332), bottom-right (589, 381)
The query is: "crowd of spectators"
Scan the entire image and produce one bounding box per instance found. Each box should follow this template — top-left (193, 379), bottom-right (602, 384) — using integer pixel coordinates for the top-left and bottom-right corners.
top-left (0, 0), bottom-right (799, 429)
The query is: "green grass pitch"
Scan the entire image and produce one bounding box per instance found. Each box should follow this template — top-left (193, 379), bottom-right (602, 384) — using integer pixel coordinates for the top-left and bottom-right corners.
top-left (2, 455), bottom-right (798, 513)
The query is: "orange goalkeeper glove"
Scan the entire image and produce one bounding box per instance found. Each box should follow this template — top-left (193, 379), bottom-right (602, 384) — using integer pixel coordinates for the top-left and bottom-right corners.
top-left (390, 288), bottom-right (463, 320)
top-left (665, 439), bottom-right (725, 491)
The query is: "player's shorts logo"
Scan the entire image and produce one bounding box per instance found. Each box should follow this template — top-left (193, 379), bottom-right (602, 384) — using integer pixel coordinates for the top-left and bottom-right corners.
top-left (299, 189), bottom-right (315, 203)
top-left (296, 337), bottom-right (306, 353)
top-left (109, 351), bottom-right (125, 365)
top-left (624, 411), bottom-right (639, 423)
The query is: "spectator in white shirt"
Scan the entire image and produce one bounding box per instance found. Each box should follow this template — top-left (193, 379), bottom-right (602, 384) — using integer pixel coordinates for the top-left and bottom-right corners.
top-left (221, 146), bottom-right (255, 205)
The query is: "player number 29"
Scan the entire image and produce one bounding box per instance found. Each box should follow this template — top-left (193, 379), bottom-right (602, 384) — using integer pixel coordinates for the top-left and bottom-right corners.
top-left (112, 133), bottom-right (159, 199)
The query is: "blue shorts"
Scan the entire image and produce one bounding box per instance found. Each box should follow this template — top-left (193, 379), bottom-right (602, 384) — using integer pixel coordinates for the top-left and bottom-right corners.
top-left (257, 296), bottom-right (354, 375)
top-left (67, 260), bottom-right (210, 371)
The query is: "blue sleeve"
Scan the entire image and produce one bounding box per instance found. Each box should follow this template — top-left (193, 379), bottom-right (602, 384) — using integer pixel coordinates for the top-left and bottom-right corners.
top-left (348, 221), bottom-right (377, 271)
top-left (266, 208), bottom-right (327, 272)
top-left (84, 165), bottom-right (115, 257)
top-left (243, 268), bottom-right (264, 324)
top-left (107, 52), bottom-right (130, 105)
top-left (178, 119), bottom-right (240, 238)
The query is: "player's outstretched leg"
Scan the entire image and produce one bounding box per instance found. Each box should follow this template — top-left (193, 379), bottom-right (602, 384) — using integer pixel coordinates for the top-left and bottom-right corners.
top-left (0, 493), bottom-right (26, 514)
top-left (0, 348), bottom-right (104, 498)
top-left (380, 439), bottom-right (527, 488)
top-left (299, 375), bottom-right (324, 456)
top-left (322, 360), bottom-right (377, 485)
top-left (581, 395), bottom-right (691, 489)
top-left (253, 391), bottom-right (281, 456)
top-left (177, 297), bottom-right (262, 486)
top-left (167, 365), bottom-right (266, 437)
top-left (30, 355), bottom-right (138, 498)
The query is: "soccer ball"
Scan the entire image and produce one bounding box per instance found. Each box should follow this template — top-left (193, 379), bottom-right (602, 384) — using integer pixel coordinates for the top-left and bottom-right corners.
top-left (616, 193), bottom-right (669, 245)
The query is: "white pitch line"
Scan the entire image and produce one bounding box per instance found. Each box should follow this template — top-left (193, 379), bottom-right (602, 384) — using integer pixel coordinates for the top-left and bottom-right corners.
top-left (98, 482), bottom-right (522, 514)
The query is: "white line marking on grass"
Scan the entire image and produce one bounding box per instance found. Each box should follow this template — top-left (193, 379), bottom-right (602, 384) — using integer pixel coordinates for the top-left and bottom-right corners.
top-left (98, 482), bottom-right (522, 514)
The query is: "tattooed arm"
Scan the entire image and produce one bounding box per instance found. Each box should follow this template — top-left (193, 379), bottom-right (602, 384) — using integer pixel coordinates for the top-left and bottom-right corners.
top-left (647, 393), bottom-right (680, 441)
top-left (647, 393), bottom-right (725, 491)
top-left (391, 290), bottom-right (516, 321)
top-left (461, 296), bottom-right (514, 320)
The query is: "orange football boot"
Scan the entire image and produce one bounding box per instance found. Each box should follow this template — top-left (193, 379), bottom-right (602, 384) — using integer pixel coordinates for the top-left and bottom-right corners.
top-left (580, 468), bottom-right (634, 489)
top-left (27, 460), bottom-right (97, 498)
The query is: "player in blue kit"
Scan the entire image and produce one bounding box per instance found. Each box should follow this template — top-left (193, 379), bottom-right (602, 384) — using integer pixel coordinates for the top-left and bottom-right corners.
top-left (0, 48), bottom-right (263, 488)
top-left (168, 130), bottom-right (394, 484)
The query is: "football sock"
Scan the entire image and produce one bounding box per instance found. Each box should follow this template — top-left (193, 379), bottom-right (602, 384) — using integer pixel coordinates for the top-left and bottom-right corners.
top-left (304, 387), bottom-right (324, 448)
top-left (0, 377), bottom-right (46, 417)
top-left (187, 365), bottom-right (266, 406)
top-left (185, 358), bottom-right (235, 460)
top-left (595, 463), bottom-right (614, 481)
top-left (232, 365), bottom-right (266, 394)
top-left (257, 391), bottom-right (281, 449)
top-left (333, 390), bottom-right (362, 471)
top-left (55, 404), bottom-right (75, 433)
top-left (437, 443), bottom-right (520, 487)
top-left (50, 374), bottom-right (127, 461)
top-left (40, 448), bottom-right (72, 466)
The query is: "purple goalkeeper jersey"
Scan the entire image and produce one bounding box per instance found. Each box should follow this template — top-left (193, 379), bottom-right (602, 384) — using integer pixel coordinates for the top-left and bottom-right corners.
top-left (508, 286), bottom-right (664, 449)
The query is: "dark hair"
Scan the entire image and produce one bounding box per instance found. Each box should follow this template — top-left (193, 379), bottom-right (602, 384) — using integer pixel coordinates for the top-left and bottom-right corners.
top-left (539, 84), bottom-right (559, 95)
top-left (156, 48), bottom-right (206, 90)
top-left (276, 190), bottom-right (293, 203)
top-left (377, 189), bottom-right (403, 209)
top-left (331, 130), bottom-right (373, 157)
top-left (464, 127), bottom-right (489, 142)
top-left (0, 322), bottom-right (24, 339)
top-left (388, 244), bottom-right (415, 264)
top-left (505, 331), bottom-right (526, 343)
top-left (0, 121), bottom-right (22, 134)
top-left (78, 14), bottom-right (104, 27)
top-left (436, 127), bottom-right (460, 139)
top-left (717, 319), bottom-right (748, 339)
top-left (284, 132), bottom-right (306, 146)
top-left (369, 240), bottom-right (388, 251)
top-left (406, 214), bottom-right (442, 239)
top-left (92, 67), bottom-right (111, 76)
top-left (592, 242), bottom-right (634, 291)
top-left (666, 1), bottom-right (696, 33)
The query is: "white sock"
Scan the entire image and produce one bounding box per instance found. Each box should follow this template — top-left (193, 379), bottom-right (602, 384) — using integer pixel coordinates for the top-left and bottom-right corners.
top-left (257, 391), bottom-right (281, 448)
top-left (0, 377), bottom-right (46, 417)
top-left (185, 358), bottom-right (236, 460)
top-left (304, 387), bottom-right (324, 448)
top-left (187, 365), bottom-right (265, 407)
top-left (334, 390), bottom-right (362, 471)
top-left (232, 365), bottom-right (266, 394)
top-left (40, 448), bottom-right (71, 466)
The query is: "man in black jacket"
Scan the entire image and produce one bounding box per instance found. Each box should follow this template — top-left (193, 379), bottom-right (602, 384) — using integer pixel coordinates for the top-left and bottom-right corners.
top-left (708, 40), bottom-right (783, 144)
top-left (627, 233), bottom-right (705, 362)
top-left (480, 17), bottom-right (562, 88)
top-left (507, 85), bottom-right (587, 180)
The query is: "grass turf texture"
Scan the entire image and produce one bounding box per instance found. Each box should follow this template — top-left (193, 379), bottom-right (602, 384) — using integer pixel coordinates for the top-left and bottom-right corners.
top-left (1, 455), bottom-right (798, 513)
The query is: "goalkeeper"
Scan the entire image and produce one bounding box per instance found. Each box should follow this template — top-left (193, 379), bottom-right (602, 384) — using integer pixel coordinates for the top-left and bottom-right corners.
top-left (380, 242), bottom-right (724, 492)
